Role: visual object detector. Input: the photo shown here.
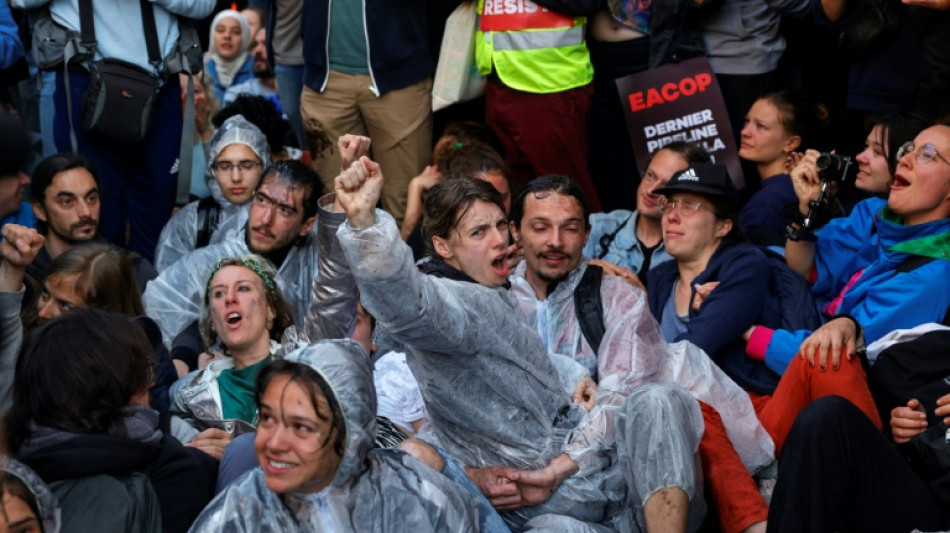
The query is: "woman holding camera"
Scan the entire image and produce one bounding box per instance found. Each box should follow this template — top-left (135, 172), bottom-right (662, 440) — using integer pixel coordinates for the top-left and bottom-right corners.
top-left (737, 91), bottom-right (818, 248)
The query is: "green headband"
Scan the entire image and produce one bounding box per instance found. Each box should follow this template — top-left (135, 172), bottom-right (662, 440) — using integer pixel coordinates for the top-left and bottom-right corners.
top-left (206, 257), bottom-right (278, 300)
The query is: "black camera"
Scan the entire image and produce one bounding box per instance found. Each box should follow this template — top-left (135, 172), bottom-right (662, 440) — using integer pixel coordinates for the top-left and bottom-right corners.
top-left (815, 153), bottom-right (852, 182)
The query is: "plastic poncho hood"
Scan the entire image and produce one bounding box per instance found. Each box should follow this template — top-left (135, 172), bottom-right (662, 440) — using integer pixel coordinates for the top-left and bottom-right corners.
top-left (208, 115), bottom-right (272, 193)
top-left (282, 340), bottom-right (376, 489)
top-left (0, 456), bottom-right (60, 533)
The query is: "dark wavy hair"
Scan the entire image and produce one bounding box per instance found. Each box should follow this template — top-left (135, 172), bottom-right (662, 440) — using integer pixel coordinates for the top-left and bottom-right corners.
top-left (7, 309), bottom-right (156, 453)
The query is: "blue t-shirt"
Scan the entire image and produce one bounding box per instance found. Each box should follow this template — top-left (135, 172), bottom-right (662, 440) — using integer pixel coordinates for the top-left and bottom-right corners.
top-left (660, 282), bottom-right (689, 342)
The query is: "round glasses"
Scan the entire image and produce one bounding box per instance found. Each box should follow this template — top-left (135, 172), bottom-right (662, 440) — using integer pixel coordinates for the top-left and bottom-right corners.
top-left (896, 142), bottom-right (950, 166)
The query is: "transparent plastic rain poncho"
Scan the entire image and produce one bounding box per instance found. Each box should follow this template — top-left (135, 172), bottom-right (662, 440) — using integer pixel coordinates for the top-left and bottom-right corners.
top-left (154, 115), bottom-right (272, 272)
top-left (0, 456), bottom-right (61, 533)
top-left (511, 259), bottom-right (775, 473)
top-left (167, 199), bottom-right (357, 441)
top-left (338, 212), bottom-right (710, 532)
top-left (188, 340), bottom-right (481, 532)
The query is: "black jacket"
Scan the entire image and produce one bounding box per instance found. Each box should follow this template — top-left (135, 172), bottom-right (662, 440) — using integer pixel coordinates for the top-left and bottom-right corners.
top-left (19, 432), bottom-right (218, 533)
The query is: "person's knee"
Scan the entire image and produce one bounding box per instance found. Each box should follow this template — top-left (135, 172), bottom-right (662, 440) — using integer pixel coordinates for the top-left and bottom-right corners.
top-left (793, 395), bottom-right (859, 437)
top-left (624, 382), bottom-right (697, 424)
top-left (398, 437), bottom-right (445, 472)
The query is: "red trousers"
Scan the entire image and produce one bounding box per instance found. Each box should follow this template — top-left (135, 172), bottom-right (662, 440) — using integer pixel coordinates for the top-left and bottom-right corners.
top-left (699, 355), bottom-right (882, 533)
top-left (485, 79), bottom-right (601, 211)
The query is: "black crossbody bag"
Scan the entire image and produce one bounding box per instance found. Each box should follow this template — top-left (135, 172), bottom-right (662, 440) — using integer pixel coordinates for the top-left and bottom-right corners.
top-left (78, 0), bottom-right (161, 144)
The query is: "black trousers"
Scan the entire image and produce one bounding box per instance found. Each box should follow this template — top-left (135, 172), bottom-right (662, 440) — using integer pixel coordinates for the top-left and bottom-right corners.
top-left (767, 395), bottom-right (946, 533)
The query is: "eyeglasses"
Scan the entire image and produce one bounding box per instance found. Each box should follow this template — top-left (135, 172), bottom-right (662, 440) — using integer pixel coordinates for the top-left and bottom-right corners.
top-left (657, 197), bottom-right (707, 217)
top-left (213, 160), bottom-right (262, 174)
top-left (896, 142), bottom-right (950, 166)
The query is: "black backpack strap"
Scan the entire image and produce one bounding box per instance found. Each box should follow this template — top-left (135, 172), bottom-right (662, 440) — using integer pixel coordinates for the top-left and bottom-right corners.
top-left (77, 0), bottom-right (96, 52)
top-left (195, 197), bottom-right (220, 249)
top-left (596, 214), bottom-right (634, 259)
top-left (573, 264), bottom-right (606, 354)
top-left (139, 0), bottom-right (161, 68)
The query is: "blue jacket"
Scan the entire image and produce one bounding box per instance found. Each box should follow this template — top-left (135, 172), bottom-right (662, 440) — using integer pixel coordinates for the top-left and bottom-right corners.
top-left (205, 56), bottom-right (255, 104)
top-left (300, 0), bottom-right (437, 96)
top-left (738, 174), bottom-right (798, 248)
top-left (0, 1), bottom-right (24, 70)
top-left (585, 210), bottom-right (673, 275)
top-left (766, 203), bottom-right (950, 365)
top-left (648, 241), bottom-right (783, 395)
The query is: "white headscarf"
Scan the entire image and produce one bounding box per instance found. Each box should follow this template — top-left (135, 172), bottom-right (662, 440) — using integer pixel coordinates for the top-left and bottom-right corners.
top-left (208, 10), bottom-right (251, 88)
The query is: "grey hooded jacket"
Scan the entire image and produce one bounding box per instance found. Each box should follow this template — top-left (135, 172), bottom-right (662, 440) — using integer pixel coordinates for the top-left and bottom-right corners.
top-left (187, 340), bottom-right (481, 532)
top-left (0, 456), bottom-right (60, 533)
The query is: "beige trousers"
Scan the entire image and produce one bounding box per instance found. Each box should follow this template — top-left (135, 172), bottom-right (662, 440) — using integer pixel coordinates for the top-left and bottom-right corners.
top-left (301, 71), bottom-right (433, 224)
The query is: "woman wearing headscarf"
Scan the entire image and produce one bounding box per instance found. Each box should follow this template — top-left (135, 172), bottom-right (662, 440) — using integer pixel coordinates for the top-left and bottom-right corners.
top-left (205, 10), bottom-right (254, 102)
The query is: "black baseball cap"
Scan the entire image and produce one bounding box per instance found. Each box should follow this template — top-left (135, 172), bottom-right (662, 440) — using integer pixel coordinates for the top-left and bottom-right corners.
top-left (0, 112), bottom-right (30, 177)
top-left (654, 163), bottom-right (739, 207)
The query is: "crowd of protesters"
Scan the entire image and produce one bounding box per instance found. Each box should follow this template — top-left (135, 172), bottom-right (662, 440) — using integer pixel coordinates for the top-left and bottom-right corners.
top-left (0, 0), bottom-right (949, 532)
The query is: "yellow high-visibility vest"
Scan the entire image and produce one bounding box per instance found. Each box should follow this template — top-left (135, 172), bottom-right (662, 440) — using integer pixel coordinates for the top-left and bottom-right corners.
top-left (476, 0), bottom-right (593, 94)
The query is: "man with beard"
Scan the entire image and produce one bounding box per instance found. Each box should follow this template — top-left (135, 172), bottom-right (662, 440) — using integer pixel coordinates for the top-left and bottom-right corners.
top-left (224, 27), bottom-right (280, 108)
top-left (502, 174), bottom-right (777, 531)
top-left (144, 160), bottom-right (324, 374)
top-left (24, 153), bottom-right (157, 294)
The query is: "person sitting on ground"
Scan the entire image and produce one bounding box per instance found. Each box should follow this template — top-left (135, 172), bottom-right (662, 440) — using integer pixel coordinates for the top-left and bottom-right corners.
top-left (333, 159), bottom-right (708, 532)
top-left (0, 456), bottom-right (60, 533)
top-left (585, 141), bottom-right (711, 286)
top-left (155, 114), bottom-right (272, 272)
top-left (0, 226), bottom-right (177, 415)
top-left (646, 163), bottom-right (883, 533)
top-left (7, 309), bottom-right (218, 533)
top-left (189, 341), bottom-right (482, 532)
top-left (768, 329), bottom-right (950, 533)
top-left (737, 91), bottom-right (819, 249)
top-left (206, 10), bottom-right (254, 103)
top-left (761, 123), bottom-right (950, 376)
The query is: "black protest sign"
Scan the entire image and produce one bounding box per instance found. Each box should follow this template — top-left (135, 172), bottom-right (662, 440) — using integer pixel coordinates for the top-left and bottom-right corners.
top-left (616, 56), bottom-right (744, 189)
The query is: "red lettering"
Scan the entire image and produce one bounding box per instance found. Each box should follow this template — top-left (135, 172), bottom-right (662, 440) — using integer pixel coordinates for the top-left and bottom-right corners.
top-left (646, 88), bottom-right (664, 107)
top-left (629, 92), bottom-right (646, 112)
top-left (660, 82), bottom-right (678, 103)
top-left (696, 73), bottom-right (712, 93)
top-left (680, 77), bottom-right (696, 96)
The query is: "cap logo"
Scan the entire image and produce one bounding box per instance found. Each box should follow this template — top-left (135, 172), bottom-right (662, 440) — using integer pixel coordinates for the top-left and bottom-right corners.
top-left (679, 168), bottom-right (699, 182)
